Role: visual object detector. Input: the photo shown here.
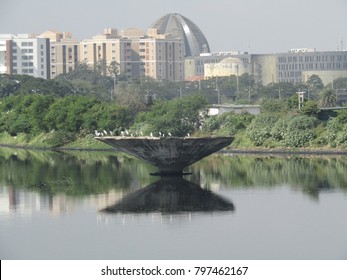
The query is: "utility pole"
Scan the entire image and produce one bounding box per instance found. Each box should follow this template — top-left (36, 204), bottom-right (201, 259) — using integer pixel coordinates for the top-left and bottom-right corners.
top-left (216, 76), bottom-right (220, 104)
top-left (297, 91), bottom-right (305, 110)
top-left (278, 88), bottom-right (282, 99)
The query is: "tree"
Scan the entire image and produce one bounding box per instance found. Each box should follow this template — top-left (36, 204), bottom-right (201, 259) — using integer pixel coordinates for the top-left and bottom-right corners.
top-left (0, 74), bottom-right (20, 98)
top-left (134, 95), bottom-right (208, 136)
top-left (319, 88), bottom-right (337, 108)
top-left (300, 100), bottom-right (320, 117)
top-left (306, 74), bottom-right (324, 98)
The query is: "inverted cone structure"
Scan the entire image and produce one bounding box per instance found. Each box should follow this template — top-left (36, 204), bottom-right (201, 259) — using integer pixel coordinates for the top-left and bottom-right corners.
top-left (95, 136), bottom-right (233, 175)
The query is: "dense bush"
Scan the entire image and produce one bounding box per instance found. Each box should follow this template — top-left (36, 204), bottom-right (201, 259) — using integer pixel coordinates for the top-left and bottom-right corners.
top-left (247, 114), bottom-right (317, 147)
top-left (322, 116), bottom-right (347, 147)
top-left (247, 114), bottom-right (278, 146)
top-left (134, 95), bottom-right (208, 137)
top-left (0, 94), bottom-right (132, 141)
top-left (202, 112), bottom-right (254, 136)
top-left (282, 115), bottom-right (317, 147)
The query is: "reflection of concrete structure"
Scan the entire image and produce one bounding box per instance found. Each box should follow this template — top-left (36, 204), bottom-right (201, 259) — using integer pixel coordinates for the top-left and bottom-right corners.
top-left (95, 136), bottom-right (233, 175)
top-left (102, 177), bottom-right (234, 213)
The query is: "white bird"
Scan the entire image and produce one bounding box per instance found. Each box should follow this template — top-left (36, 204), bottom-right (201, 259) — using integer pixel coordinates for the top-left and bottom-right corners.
top-left (140, 131), bottom-right (143, 136)
top-left (187, 133), bottom-right (190, 137)
top-left (109, 131), bottom-right (114, 136)
top-left (103, 130), bottom-right (108, 135)
top-left (125, 130), bottom-right (129, 135)
top-left (150, 132), bottom-right (153, 138)
top-left (159, 132), bottom-right (162, 137)
top-left (168, 132), bottom-right (172, 137)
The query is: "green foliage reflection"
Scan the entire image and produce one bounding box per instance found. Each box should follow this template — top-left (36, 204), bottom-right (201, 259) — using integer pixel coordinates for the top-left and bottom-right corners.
top-left (191, 154), bottom-right (347, 198)
top-left (0, 148), bottom-right (154, 196)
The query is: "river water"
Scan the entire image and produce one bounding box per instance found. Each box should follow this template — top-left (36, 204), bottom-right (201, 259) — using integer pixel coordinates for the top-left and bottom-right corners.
top-left (0, 148), bottom-right (346, 260)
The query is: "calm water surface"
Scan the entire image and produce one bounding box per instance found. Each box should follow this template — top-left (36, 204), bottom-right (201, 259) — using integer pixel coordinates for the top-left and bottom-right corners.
top-left (0, 148), bottom-right (346, 259)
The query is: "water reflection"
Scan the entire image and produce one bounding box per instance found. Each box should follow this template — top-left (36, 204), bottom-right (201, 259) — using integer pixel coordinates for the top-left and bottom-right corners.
top-left (102, 177), bottom-right (234, 214)
top-left (191, 154), bottom-right (347, 199)
top-left (1, 148), bottom-right (347, 207)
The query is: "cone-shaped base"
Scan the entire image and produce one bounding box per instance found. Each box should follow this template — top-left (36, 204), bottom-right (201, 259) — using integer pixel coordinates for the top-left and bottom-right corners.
top-left (95, 136), bottom-right (233, 176)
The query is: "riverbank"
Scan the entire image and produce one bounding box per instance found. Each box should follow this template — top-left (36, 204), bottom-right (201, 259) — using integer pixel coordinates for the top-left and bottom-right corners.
top-left (1, 132), bottom-right (347, 155)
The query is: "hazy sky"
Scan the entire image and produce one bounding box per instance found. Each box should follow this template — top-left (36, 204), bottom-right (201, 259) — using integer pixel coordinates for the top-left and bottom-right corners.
top-left (1, 0), bottom-right (347, 54)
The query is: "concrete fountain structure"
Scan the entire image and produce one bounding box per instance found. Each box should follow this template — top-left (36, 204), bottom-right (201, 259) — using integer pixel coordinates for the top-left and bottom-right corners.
top-left (95, 136), bottom-right (233, 176)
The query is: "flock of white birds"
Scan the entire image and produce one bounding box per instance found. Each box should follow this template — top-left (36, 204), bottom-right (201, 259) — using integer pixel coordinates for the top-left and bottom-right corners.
top-left (94, 130), bottom-right (184, 138)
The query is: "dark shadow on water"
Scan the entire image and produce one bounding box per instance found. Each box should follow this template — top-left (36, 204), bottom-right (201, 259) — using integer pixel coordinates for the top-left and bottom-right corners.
top-left (102, 177), bottom-right (235, 214)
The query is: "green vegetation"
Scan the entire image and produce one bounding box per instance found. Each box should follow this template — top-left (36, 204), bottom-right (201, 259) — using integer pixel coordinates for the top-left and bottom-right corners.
top-left (1, 70), bottom-right (347, 150)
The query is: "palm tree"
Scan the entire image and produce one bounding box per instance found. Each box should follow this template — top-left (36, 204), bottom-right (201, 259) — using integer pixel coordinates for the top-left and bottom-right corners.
top-left (319, 88), bottom-right (337, 108)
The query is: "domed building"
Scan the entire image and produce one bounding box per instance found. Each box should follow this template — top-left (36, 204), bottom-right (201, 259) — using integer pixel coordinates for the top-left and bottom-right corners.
top-left (150, 13), bottom-right (211, 57)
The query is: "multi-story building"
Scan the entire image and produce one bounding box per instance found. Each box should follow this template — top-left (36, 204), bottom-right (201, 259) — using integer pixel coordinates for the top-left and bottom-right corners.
top-left (274, 49), bottom-right (347, 85)
top-left (80, 28), bottom-right (185, 81)
top-left (138, 29), bottom-right (184, 81)
top-left (80, 28), bottom-right (133, 79)
top-left (196, 49), bottom-right (347, 86)
top-left (40, 30), bottom-right (80, 78)
top-left (0, 34), bottom-right (50, 79)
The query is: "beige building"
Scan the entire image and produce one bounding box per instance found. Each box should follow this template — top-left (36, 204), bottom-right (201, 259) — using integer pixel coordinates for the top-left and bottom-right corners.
top-left (80, 28), bottom-right (133, 78)
top-left (40, 30), bottom-right (80, 78)
top-left (80, 28), bottom-right (185, 81)
top-left (139, 29), bottom-right (184, 81)
top-left (204, 57), bottom-right (249, 78)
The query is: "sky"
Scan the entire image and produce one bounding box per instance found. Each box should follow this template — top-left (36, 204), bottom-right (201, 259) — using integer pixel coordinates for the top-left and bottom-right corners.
top-left (1, 0), bottom-right (347, 54)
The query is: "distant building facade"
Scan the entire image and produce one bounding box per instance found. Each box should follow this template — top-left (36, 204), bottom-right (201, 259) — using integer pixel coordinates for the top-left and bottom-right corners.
top-left (191, 49), bottom-right (347, 86)
top-left (139, 29), bottom-right (184, 81)
top-left (0, 34), bottom-right (50, 79)
top-left (275, 49), bottom-right (347, 85)
top-left (80, 28), bottom-right (185, 81)
top-left (40, 30), bottom-right (80, 79)
top-left (185, 51), bottom-right (240, 79)
top-left (80, 28), bottom-right (133, 78)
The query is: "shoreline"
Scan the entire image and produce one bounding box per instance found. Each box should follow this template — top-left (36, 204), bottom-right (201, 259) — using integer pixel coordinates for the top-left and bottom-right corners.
top-left (1, 142), bottom-right (347, 155)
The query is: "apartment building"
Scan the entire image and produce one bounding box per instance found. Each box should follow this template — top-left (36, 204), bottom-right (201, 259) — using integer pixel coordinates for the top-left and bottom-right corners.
top-left (80, 28), bottom-right (133, 78)
top-left (80, 28), bottom-right (185, 81)
top-left (139, 29), bottom-right (184, 81)
top-left (40, 30), bottom-right (80, 78)
top-left (0, 34), bottom-right (50, 79)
